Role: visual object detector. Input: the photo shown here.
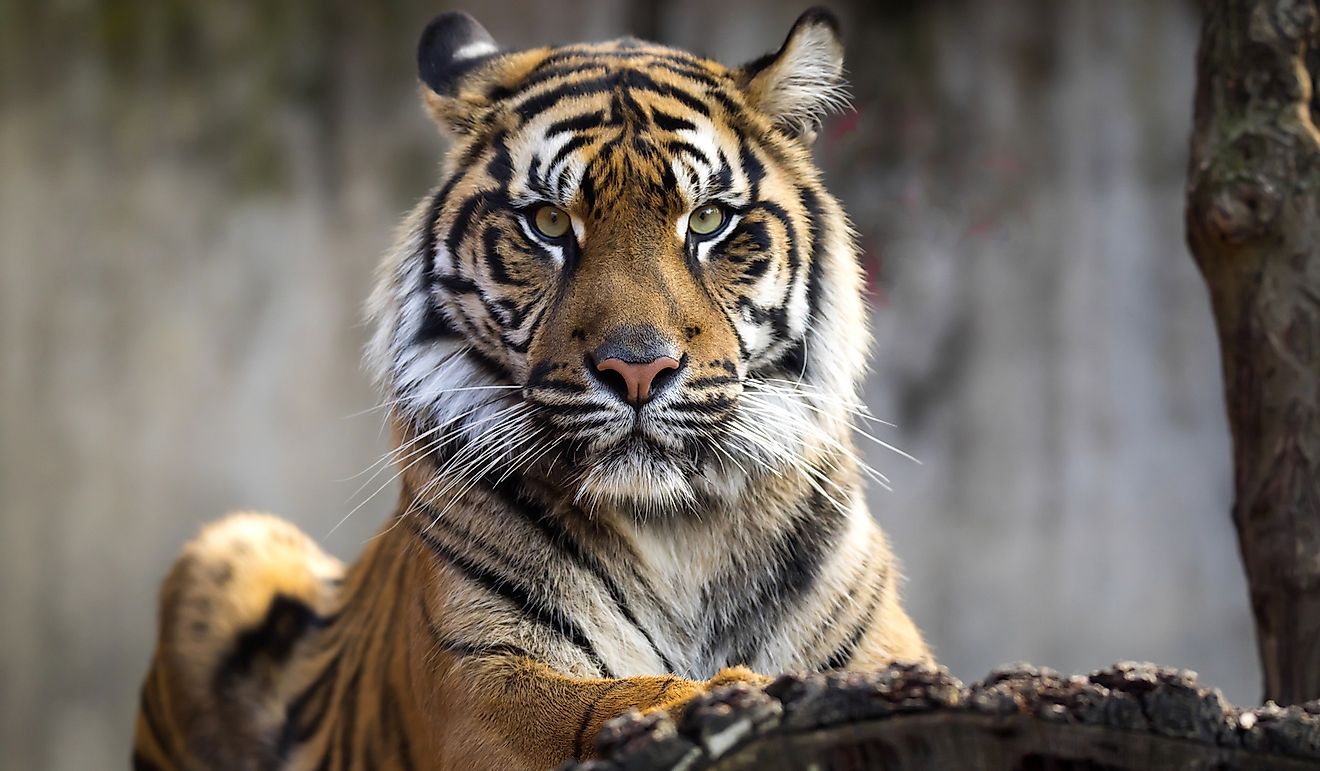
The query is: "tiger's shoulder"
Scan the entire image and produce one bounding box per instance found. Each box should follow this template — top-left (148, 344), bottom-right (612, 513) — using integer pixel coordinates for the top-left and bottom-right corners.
top-left (134, 512), bottom-right (343, 770)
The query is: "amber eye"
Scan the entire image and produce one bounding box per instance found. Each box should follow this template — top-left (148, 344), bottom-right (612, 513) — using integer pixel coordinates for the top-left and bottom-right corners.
top-left (687, 204), bottom-right (726, 237)
top-left (531, 204), bottom-right (572, 240)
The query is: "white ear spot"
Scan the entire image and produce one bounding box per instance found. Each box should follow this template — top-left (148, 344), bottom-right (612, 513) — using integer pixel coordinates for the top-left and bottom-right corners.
top-left (453, 40), bottom-right (498, 61)
top-left (740, 9), bottom-right (850, 136)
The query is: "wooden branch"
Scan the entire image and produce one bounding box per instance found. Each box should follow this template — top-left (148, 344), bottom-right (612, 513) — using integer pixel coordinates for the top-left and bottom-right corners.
top-left (1185, 0), bottom-right (1320, 705)
top-left (562, 663), bottom-right (1320, 770)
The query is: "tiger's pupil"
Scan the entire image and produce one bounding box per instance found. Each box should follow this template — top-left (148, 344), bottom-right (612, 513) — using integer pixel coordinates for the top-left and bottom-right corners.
top-left (688, 204), bottom-right (725, 236)
top-left (533, 205), bottom-right (571, 239)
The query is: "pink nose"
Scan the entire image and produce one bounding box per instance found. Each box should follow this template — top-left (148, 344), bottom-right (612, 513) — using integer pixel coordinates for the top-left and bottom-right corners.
top-left (595, 356), bottom-right (681, 405)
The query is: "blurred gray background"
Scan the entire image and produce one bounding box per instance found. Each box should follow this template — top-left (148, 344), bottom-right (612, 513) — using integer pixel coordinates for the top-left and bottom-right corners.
top-left (0, 0), bottom-right (1254, 768)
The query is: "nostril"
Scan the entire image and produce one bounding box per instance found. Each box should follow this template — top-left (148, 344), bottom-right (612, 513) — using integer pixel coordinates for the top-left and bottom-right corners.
top-left (647, 355), bottom-right (684, 399)
top-left (591, 359), bottom-right (633, 404)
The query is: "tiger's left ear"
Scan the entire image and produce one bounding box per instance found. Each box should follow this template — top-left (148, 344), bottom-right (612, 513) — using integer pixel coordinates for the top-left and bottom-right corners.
top-left (416, 12), bottom-right (544, 134)
top-left (735, 7), bottom-right (849, 140)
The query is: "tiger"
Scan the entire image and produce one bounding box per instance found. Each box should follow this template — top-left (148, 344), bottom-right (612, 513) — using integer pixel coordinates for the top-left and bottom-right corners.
top-left (132, 8), bottom-right (932, 771)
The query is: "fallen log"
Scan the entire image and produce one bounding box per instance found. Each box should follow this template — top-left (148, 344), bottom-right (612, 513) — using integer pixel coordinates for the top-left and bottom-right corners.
top-left (563, 662), bottom-right (1320, 770)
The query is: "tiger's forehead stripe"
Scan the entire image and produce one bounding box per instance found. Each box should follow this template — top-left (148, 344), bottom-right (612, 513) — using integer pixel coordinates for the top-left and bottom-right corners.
top-left (515, 120), bottom-right (744, 215)
top-left (500, 49), bottom-right (750, 131)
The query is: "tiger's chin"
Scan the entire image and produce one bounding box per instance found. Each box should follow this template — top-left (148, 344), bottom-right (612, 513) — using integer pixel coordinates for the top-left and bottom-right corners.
top-left (573, 437), bottom-right (700, 518)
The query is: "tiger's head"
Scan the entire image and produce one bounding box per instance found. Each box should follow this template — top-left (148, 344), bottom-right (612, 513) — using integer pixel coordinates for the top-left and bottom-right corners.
top-left (369, 8), bottom-right (870, 517)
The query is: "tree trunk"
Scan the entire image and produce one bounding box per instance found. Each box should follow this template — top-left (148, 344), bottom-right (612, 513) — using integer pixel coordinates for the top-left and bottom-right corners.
top-left (1185, 0), bottom-right (1320, 706)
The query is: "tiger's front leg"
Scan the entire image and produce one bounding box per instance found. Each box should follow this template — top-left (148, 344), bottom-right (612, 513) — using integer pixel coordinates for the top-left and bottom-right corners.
top-left (428, 654), bottom-right (769, 770)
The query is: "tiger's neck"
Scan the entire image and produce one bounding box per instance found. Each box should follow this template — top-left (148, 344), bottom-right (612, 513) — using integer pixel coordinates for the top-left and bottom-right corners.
top-left (364, 439), bottom-right (879, 679)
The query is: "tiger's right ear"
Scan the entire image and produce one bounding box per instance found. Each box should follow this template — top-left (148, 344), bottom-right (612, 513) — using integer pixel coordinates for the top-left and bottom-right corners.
top-left (734, 8), bottom-right (848, 140)
top-left (416, 12), bottom-right (541, 134)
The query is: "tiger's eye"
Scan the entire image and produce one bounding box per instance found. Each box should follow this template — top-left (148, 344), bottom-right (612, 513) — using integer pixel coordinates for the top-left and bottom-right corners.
top-left (688, 204), bottom-right (726, 236)
top-left (532, 205), bottom-right (571, 239)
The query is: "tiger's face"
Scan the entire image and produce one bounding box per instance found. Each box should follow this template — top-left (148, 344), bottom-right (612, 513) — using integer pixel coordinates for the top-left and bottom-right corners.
top-left (369, 9), bottom-right (869, 516)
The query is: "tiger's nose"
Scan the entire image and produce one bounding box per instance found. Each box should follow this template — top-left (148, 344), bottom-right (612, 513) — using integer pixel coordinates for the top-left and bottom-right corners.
top-left (595, 356), bottom-right (681, 406)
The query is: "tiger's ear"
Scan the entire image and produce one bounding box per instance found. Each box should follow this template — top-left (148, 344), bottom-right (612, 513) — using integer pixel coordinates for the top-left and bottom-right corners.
top-left (416, 12), bottom-right (541, 134)
top-left (735, 7), bottom-right (849, 139)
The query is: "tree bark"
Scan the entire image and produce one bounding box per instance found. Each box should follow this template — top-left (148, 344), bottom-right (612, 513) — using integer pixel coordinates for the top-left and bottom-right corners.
top-left (1186, 0), bottom-right (1320, 707)
top-left (565, 663), bottom-right (1320, 771)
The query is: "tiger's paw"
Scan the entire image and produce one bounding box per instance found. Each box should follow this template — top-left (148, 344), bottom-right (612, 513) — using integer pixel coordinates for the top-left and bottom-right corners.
top-left (586, 678), bottom-right (781, 770)
top-left (643, 666), bottom-right (771, 717)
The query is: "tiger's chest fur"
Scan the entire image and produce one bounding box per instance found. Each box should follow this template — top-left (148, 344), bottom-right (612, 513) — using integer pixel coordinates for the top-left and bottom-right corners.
top-left (403, 462), bottom-right (894, 682)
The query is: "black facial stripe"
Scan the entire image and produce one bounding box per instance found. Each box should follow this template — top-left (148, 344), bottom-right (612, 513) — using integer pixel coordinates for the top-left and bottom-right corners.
top-left (491, 294), bottom-right (531, 330)
top-left (752, 201), bottom-right (802, 277)
top-left (610, 76), bottom-right (651, 126)
top-left (463, 337), bottom-right (519, 384)
top-left (735, 297), bottom-right (793, 357)
top-left (521, 302), bottom-right (551, 345)
top-left (508, 64), bottom-right (610, 97)
top-left (552, 416), bottom-right (615, 432)
top-left (648, 59), bottom-right (725, 90)
top-left (416, 189), bottom-right (461, 345)
top-left (533, 401), bottom-right (614, 417)
top-left (672, 156), bottom-right (699, 193)
top-left (445, 188), bottom-right (508, 260)
top-left (662, 416), bottom-right (733, 432)
top-left (578, 173), bottom-right (598, 212)
top-left (493, 295), bottom-right (538, 337)
top-left (734, 256), bottom-right (772, 284)
top-left (500, 324), bottom-right (534, 354)
top-left (512, 69), bottom-right (719, 126)
top-left (723, 221), bottom-right (772, 263)
top-left (651, 107), bottom-right (697, 133)
top-left (544, 134), bottom-right (593, 182)
top-left (726, 314), bottom-right (750, 360)
top-left (545, 110), bottom-right (607, 137)
top-left (775, 340), bottom-right (809, 380)
top-left (513, 76), bottom-right (617, 122)
top-left (438, 274), bottom-right (518, 346)
top-left (525, 379), bottom-right (587, 395)
top-left (685, 375), bottom-right (739, 389)
top-left (440, 210), bottom-right (552, 357)
top-left (483, 225), bottom-right (530, 288)
top-left (712, 149), bottom-right (735, 191)
top-left (665, 139), bottom-right (713, 173)
top-left (666, 397), bottom-right (736, 414)
top-left (737, 134), bottom-right (767, 194)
